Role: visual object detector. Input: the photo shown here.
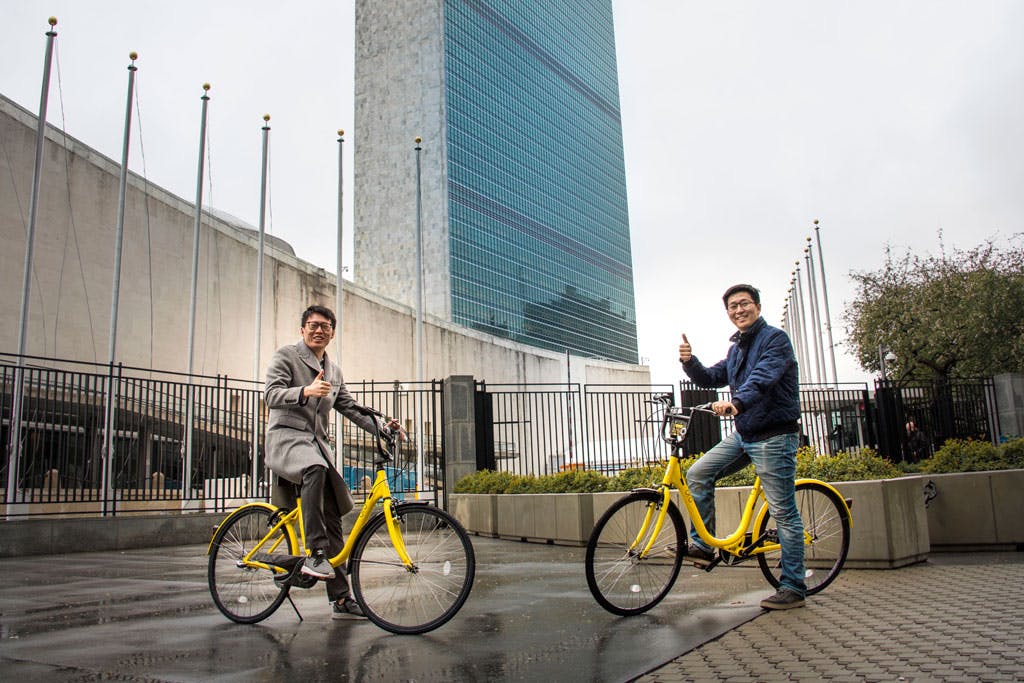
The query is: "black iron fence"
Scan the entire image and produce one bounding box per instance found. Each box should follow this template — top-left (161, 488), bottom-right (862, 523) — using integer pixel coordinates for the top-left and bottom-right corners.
top-left (2, 354), bottom-right (444, 519)
top-left (873, 377), bottom-right (999, 462)
top-left (474, 378), bottom-right (1001, 478)
top-left (4, 350), bottom-right (1004, 518)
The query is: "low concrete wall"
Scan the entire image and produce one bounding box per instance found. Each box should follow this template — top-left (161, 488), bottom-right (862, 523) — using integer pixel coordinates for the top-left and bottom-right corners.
top-left (451, 477), bottom-right (931, 569)
top-left (831, 478), bottom-right (930, 569)
top-left (923, 470), bottom-right (1024, 550)
top-left (0, 513), bottom-right (224, 558)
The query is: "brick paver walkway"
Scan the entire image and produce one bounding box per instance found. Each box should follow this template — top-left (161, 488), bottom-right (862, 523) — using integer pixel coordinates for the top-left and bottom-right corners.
top-left (639, 554), bottom-right (1024, 682)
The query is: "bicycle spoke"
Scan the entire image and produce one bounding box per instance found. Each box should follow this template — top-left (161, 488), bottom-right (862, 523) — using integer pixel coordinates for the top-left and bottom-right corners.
top-left (209, 506), bottom-right (294, 624)
top-left (350, 507), bottom-right (475, 634)
top-left (586, 491), bottom-right (684, 615)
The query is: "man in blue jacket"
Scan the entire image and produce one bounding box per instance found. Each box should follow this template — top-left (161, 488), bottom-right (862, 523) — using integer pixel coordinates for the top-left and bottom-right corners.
top-left (678, 284), bottom-right (806, 610)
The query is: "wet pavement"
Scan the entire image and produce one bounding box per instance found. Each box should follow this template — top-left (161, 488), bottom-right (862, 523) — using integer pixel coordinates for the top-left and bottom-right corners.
top-left (0, 536), bottom-right (768, 682)
top-left (2, 537), bottom-right (1022, 682)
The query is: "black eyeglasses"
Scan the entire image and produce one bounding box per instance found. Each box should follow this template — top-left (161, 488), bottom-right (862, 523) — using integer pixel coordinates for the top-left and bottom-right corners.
top-left (305, 321), bottom-right (334, 332)
top-left (726, 300), bottom-right (757, 312)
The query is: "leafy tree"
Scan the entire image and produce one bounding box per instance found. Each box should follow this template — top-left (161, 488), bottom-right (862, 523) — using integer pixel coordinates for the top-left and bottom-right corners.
top-left (845, 235), bottom-right (1024, 381)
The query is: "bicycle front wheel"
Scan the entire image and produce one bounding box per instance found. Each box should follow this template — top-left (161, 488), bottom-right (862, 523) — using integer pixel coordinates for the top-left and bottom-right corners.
top-left (585, 490), bottom-right (685, 616)
top-left (350, 504), bottom-right (475, 635)
top-left (754, 481), bottom-right (851, 595)
top-left (208, 505), bottom-right (295, 624)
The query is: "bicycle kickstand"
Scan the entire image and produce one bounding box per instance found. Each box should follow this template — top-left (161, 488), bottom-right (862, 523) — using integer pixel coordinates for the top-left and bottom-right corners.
top-left (285, 593), bottom-right (304, 622)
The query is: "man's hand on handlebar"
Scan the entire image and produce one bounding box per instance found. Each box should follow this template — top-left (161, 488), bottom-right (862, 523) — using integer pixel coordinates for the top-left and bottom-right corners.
top-left (711, 400), bottom-right (739, 417)
top-left (382, 418), bottom-right (407, 442)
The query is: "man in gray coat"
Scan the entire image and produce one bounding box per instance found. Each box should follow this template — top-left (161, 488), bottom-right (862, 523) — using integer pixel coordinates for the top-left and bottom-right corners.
top-left (265, 304), bottom-right (398, 619)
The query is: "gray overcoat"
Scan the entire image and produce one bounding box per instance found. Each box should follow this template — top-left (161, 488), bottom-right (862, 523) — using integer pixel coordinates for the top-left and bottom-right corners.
top-left (264, 341), bottom-right (378, 515)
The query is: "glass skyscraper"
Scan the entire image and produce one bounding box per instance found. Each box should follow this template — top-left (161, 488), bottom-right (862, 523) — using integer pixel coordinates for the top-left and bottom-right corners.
top-left (354, 0), bottom-right (637, 363)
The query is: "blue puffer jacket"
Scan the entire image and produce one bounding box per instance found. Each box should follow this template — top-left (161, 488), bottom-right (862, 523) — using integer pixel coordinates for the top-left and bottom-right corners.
top-left (682, 317), bottom-right (800, 442)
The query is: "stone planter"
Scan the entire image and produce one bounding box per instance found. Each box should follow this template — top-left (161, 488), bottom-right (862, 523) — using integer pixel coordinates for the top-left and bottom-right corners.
top-left (829, 477), bottom-right (930, 569)
top-left (451, 475), bottom-right (931, 568)
top-left (921, 469), bottom-right (1024, 550)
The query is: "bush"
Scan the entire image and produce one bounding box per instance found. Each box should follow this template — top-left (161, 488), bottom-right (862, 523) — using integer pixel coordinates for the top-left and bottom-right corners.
top-left (796, 446), bottom-right (903, 482)
top-left (1001, 438), bottom-right (1024, 469)
top-left (453, 440), bottom-right (1019, 494)
top-left (606, 464), bottom-right (667, 491)
top-left (918, 438), bottom-right (1024, 473)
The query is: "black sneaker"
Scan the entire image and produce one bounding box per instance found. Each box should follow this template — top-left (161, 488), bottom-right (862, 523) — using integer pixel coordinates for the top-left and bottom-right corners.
top-left (684, 545), bottom-right (716, 567)
top-left (760, 588), bottom-right (806, 610)
top-left (331, 597), bottom-right (366, 620)
top-left (301, 550), bottom-right (335, 580)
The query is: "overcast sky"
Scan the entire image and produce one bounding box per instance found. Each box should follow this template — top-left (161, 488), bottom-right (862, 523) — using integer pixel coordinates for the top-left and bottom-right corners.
top-left (3, 1), bottom-right (1022, 386)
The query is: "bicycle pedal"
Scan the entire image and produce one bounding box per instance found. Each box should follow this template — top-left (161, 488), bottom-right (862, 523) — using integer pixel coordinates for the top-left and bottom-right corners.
top-left (274, 562), bottom-right (318, 589)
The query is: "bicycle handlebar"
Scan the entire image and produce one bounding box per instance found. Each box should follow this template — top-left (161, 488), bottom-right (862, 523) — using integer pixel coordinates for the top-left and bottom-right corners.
top-left (659, 401), bottom-right (718, 445)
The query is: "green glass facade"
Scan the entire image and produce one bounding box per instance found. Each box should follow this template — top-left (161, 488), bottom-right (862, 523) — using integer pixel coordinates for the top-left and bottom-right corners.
top-left (444, 0), bottom-right (637, 363)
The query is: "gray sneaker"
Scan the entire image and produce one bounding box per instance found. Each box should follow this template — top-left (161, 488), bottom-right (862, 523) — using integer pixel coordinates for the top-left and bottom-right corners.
top-left (760, 588), bottom-right (805, 610)
top-left (301, 550), bottom-right (335, 580)
top-left (332, 597), bottom-right (366, 620)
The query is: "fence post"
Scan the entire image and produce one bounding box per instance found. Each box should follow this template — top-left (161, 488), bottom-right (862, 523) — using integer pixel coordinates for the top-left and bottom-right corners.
top-left (442, 376), bottom-right (478, 504)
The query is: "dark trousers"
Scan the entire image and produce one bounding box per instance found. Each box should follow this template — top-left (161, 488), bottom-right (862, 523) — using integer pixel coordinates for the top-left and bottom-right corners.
top-left (301, 465), bottom-right (351, 602)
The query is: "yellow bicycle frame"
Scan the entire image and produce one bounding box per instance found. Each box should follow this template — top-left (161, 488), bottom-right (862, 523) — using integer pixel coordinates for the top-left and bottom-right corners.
top-left (636, 454), bottom-right (852, 561)
top-left (207, 467), bottom-right (417, 572)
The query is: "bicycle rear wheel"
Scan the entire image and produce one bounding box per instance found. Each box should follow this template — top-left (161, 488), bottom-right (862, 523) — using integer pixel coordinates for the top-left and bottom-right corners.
top-left (350, 504), bottom-right (475, 635)
top-left (585, 490), bottom-right (685, 616)
top-left (754, 481), bottom-right (851, 595)
top-left (208, 505), bottom-right (295, 624)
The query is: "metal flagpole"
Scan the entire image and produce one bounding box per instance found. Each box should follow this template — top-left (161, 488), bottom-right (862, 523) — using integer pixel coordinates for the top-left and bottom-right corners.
top-left (413, 137), bottom-right (425, 499)
top-left (8, 17), bottom-right (59, 513)
top-left (254, 114), bottom-right (270, 382)
top-left (804, 244), bottom-right (826, 384)
top-left (793, 263), bottom-right (813, 378)
top-left (788, 279), bottom-right (806, 375)
top-left (183, 83), bottom-right (210, 510)
top-left (187, 84), bottom-right (210, 378)
top-left (252, 115), bottom-right (270, 490)
top-left (813, 220), bottom-right (839, 384)
top-left (335, 130), bottom-right (345, 367)
top-left (335, 129), bottom-right (345, 465)
top-left (101, 51), bottom-right (139, 515)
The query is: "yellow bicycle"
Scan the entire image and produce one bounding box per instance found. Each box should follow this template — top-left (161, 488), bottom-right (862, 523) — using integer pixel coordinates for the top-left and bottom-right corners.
top-left (585, 393), bottom-right (852, 616)
top-left (208, 417), bottom-right (475, 634)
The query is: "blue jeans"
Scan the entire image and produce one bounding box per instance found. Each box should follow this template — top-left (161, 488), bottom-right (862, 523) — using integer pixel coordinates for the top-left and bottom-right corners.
top-left (686, 431), bottom-right (806, 596)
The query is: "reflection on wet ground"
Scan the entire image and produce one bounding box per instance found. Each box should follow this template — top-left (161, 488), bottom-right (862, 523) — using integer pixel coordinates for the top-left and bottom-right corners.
top-left (0, 536), bottom-right (769, 681)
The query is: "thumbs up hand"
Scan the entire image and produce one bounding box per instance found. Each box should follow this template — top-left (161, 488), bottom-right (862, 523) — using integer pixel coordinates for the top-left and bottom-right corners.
top-left (679, 334), bottom-right (693, 364)
top-left (304, 369), bottom-right (332, 398)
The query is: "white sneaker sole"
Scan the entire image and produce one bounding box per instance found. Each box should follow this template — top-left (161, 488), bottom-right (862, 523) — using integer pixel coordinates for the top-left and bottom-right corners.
top-left (301, 566), bottom-right (335, 580)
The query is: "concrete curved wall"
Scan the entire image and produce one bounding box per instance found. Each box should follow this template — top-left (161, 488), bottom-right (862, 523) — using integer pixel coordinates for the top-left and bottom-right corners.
top-left (1, 95), bottom-right (650, 386)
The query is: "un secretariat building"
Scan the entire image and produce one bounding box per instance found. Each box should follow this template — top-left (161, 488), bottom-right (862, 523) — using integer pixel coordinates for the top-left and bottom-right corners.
top-left (354, 0), bottom-right (638, 365)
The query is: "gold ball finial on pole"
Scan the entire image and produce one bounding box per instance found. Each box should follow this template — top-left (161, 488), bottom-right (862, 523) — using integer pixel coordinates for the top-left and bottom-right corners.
top-left (337, 129), bottom-right (345, 137)
top-left (263, 114), bottom-right (270, 122)
top-left (202, 83), bottom-right (211, 91)
top-left (129, 51), bottom-right (138, 61)
top-left (49, 16), bottom-right (58, 26)
top-left (813, 219), bottom-right (819, 226)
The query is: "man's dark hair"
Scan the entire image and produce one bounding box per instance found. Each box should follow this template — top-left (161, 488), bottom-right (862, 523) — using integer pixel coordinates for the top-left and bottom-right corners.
top-left (301, 304), bottom-right (336, 328)
top-left (722, 284), bottom-right (760, 307)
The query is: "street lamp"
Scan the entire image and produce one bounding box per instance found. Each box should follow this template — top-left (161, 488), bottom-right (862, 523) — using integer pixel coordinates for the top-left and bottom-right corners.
top-left (878, 345), bottom-right (897, 379)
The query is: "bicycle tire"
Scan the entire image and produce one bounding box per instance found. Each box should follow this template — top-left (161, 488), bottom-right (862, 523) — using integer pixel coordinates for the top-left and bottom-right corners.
top-left (585, 489), bottom-right (685, 616)
top-left (349, 504), bottom-right (475, 635)
top-left (754, 481), bottom-right (851, 595)
top-left (208, 505), bottom-right (295, 624)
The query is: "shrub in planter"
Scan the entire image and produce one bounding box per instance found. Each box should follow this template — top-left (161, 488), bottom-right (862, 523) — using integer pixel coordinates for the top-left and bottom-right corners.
top-left (454, 445), bottom-right (905, 494)
top-left (605, 464), bottom-right (668, 491)
top-left (797, 446), bottom-right (903, 482)
top-left (453, 468), bottom-right (610, 494)
top-left (919, 438), bottom-right (1024, 474)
